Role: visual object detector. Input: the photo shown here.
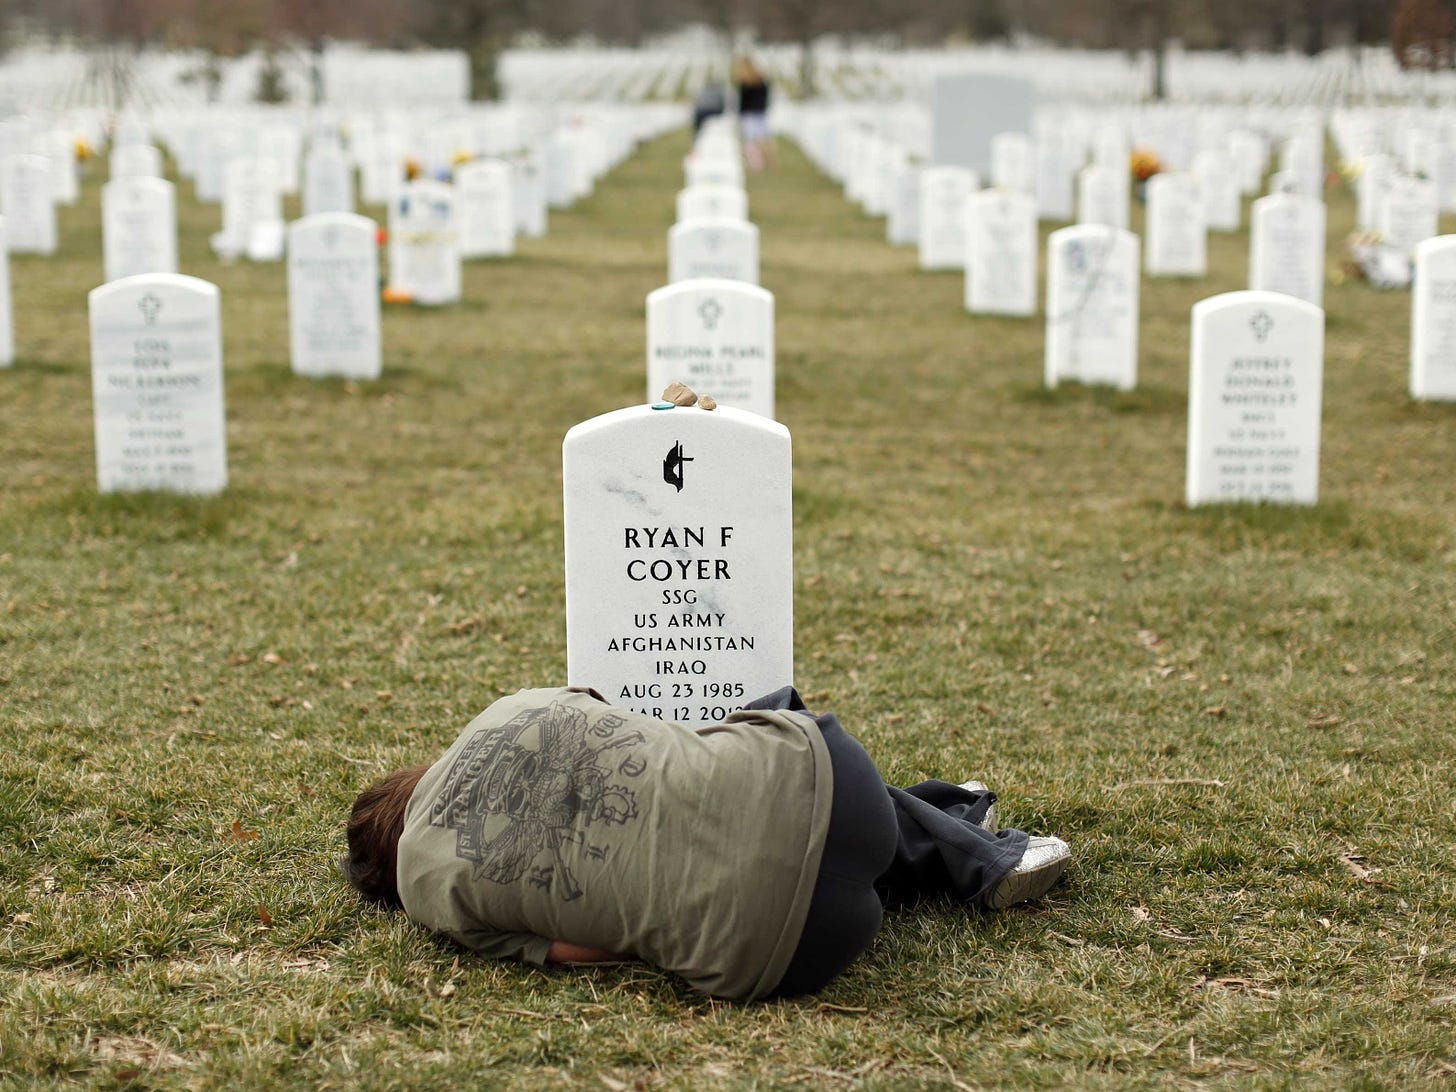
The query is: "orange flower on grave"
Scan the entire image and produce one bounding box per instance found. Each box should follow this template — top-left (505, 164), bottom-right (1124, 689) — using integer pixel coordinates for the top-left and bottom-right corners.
top-left (404, 157), bottom-right (422, 181)
top-left (382, 286), bottom-right (414, 304)
top-left (1130, 148), bottom-right (1162, 182)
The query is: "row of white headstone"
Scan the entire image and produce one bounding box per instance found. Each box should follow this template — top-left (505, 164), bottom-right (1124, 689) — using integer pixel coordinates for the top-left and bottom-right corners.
top-left (74, 105), bottom-right (685, 494)
top-left (654, 118), bottom-right (773, 421)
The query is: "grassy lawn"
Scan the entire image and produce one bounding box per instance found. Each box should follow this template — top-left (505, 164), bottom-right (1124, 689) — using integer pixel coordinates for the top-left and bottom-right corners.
top-left (1, 127), bottom-right (1454, 1089)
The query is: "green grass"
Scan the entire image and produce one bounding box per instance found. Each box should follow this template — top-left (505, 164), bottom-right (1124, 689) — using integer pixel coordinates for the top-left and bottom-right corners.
top-left (2, 131), bottom-right (1454, 1089)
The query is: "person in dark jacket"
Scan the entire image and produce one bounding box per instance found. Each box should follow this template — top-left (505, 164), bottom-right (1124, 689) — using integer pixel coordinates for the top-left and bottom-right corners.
top-left (734, 56), bottom-right (774, 170)
top-left (693, 80), bottom-right (727, 137)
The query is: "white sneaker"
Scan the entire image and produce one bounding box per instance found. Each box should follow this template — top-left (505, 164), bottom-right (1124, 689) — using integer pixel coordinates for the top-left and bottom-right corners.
top-left (984, 836), bottom-right (1071, 911)
top-left (958, 780), bottom-right (998, 833)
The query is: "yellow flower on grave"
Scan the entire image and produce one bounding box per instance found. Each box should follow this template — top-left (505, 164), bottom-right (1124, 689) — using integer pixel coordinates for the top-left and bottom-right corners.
top-left (404, 157), bottom-right (423, 181)
top-left (1130, 148), bottom-right (1161, 182)
top-left (453, 149), bottom-right (473, 167)
top-left (75, 138), bottom-right (94, 162)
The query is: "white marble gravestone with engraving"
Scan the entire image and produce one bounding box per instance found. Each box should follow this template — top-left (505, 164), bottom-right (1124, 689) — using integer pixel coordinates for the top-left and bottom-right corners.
top-left (918, 166), bottom-right (978, 270)
top-left (514, 149), bottom-right (548, 238)
top-left (676, 184), bottom-right (748, 224)
top-left (288, 212), bottom-right (382, 380)
top-left (456, 159), bottom-right (517, 258)
top-left (0, 218), bottom-right (12, 366)
top-left (302, 142), bottom-right (355, 218)
top-left (1380, 175), bottom-right (1438, 256)
top-left (563, 402), bottom-right (793, 726)
top-left (1045, 224), bottom-right (1140, 390)
top-left (887, 163), bottom-right (920, 246)
top-left (668, 219), bottom-right (759, 285)
top-left (1077, 165), bottom-right (1128, 230)
top-left (0, 154), bottom-right (56, 254)
top-left (1249, 193), bottom-right (1326, 307)
top-left (88, 273), bottom-right (227, 495)
top-left (1035, 132), bottom-right (1075, 222)
top-left (965, 189), bottom-right (1037, 316)
top-left (1356, 154), bottom-right (1394, 232)
top-left (1194, 149), bottom-right (1241, 232)
top-left (1145, 173), bottom-right (1207, 277)
top-left (388, 180), bottom-right (461, 305)
top-left (111, 142), bottom-right (163, 180)
top-left (45, 131), bottom-right (79, 205)
top-left (102, 177), bottom-right (178, 282)
top-left (647, 279), bottom-right (774, 419)
top-left (218, 158), bottom-right (283, 259)
top-left (1186, 290), bottom-right (1324, 507)
top-left (990, 132), bottom-right (1034, 194)
top-left (1410, 235), bottom-right (1456, 401)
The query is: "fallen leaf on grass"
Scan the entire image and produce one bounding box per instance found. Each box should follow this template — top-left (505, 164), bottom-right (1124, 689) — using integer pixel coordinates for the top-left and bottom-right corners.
top-left (1340, 850), bottom-right (1381, 883)
top-left (1136, 629), bottom-right (1164, 650)
top-left (1202, 705), bottom-right (1226, 718)
top-left (1307, 713), bottom-right (1343, 729)
top-left (257, 904), bottom-right (272, 926)
top-left (224, 820), bottom-right (259, 843)
top-left (262, 652), bottom-right (285, 666)
top-left (1430, 995), bottom-right (1456, 1008)
top-left (90, 1035), bottom-right (185, 1071)
top-left (1131, 907), bottom-right (1151, 923)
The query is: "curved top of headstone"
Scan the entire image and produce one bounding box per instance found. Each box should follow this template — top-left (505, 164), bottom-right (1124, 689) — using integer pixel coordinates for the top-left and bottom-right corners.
top-left (289, 210), bottom-right (378, 234)
top-left (88, 271), bottom-right (218, 307)
top-left (1192, 288), bottom-right (1323, 323)
top-left (647, 278), bottom-right (773, 307)
top-left (565, 401), bottom-right (789, 447)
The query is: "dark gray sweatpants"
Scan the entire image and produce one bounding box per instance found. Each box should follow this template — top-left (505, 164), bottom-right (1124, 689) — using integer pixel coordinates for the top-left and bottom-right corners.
top-left (746, 687), bottom-right (1030, 997)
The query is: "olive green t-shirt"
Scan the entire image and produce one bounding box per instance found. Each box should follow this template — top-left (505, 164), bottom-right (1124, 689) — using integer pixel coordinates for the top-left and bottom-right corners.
top-left (396, 687), bottom-right (834, 1001)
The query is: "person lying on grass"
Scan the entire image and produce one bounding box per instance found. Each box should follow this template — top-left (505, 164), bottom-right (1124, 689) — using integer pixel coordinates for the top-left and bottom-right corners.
top-left (343, 685), bottom-right (1070, 1001)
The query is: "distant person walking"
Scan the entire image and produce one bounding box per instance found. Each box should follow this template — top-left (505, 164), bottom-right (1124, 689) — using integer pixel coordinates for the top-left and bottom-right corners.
top-left (734, 56), bottom-right (774, 171)
top-left (692, 80), bottom-right (727, 138)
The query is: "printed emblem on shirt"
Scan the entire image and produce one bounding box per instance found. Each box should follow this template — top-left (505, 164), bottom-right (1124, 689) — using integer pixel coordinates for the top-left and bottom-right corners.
top-left (427, 700), bottom-right (646, 901)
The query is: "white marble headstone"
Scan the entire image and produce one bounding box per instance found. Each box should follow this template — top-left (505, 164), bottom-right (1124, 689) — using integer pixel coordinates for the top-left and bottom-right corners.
top-left (288, 212), bottom-right (382, 380)
top-left (676, 184), bottom-right (748, 224)
top-left (110, 143), bottom-right (163, 180)
top-left (514, 150), bottom-right (548, 238)
top-left (88, 273), bottom-right (227, 495)
top-left (456, 159), bottom-right (516, 258)
top-left (1411, 235), bottom-right (1456, 400)
top-left (302, 143), bottom-right (355, 218)
top-left (563, 403), bottom-right (792, 726)
top-left (668, 219), bottom-right (759, 285)
top-left (1145, 173), bottom-right (1207, 277)
top-left (990, 132), bottom-right (1034, 194)
top-left (646, 279), bottom-right (774, 419)
top-left (1045, 224), bottom-right (1140, 390)
top-left (1249, 193), bottom-right (1326, 307)
top-left (1194, 150), bottom-right (1241, 232)
top-left (1379, 175), bottom-right (1438, 256)
top-left (918, 166), bottom-right (978, 270)
top-left (218, 158), bottom-right (282, 258)
top-left (887, 163), bottom-right (920, 246)
top-left (1356, 154), bottom-right (1394, 232)
top-left (387, 180), bottom-right (461, 305)
top-left (1076, 165), bottom-right (1128, 230)
top-left (1186, 290), bottom-right (1324, 507)
top-left (964, 189), bottom-right (1037, 316)
top-left (0, 154), bottom-right (57, 255)
top-left (102, 177), bottom-right (178, 283)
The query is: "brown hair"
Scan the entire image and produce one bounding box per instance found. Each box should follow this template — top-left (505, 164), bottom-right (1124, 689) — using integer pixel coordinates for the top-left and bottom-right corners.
top-left (343, 765), bottom-right (428, 909)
